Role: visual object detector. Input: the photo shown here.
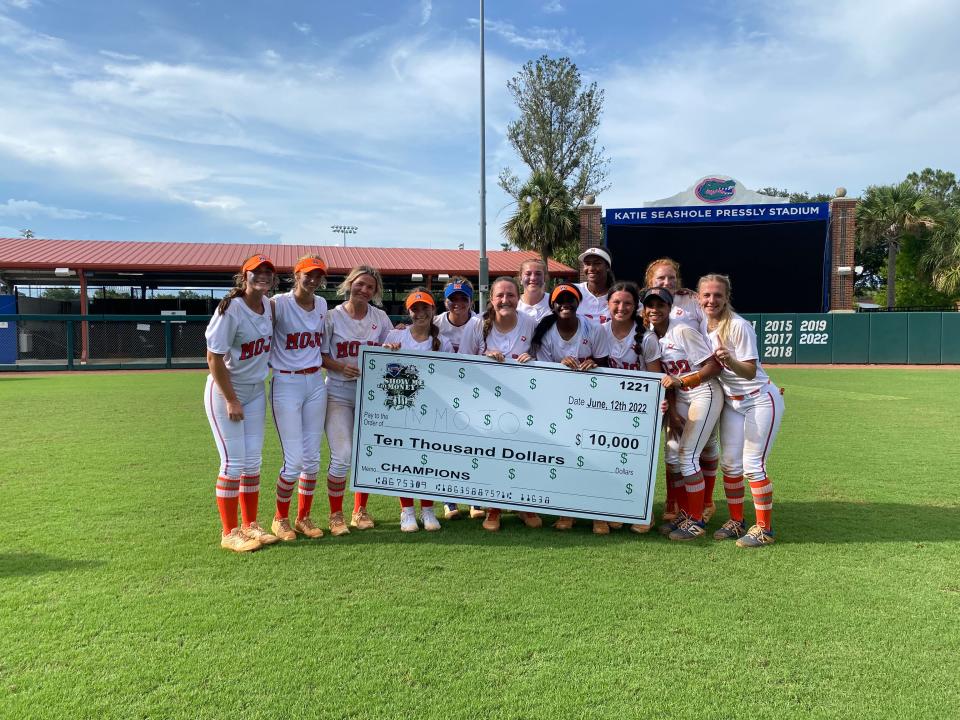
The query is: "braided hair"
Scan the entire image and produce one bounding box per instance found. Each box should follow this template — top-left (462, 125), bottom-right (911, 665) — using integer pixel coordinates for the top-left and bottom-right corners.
top-left (607, 281), bottom-right (643, 355)
top-left (217, 256), bottom-right (277, 315)
top-left (530, 285), bottom-right (581, 357)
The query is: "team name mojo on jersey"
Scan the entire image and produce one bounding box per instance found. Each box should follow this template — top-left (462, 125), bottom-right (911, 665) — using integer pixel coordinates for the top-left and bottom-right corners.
top-left (336, 340), bottom-right (381, 358)
top-left (239, 337), bottom-right (270, 360)
top-left (285, 332), bottom-right (323, 350)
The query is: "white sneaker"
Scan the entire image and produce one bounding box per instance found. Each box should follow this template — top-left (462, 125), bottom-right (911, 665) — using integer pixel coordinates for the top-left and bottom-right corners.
top-left (400, 507), bottom-right (419, 533)
top-left (420, 506), bottom-right (441, 531)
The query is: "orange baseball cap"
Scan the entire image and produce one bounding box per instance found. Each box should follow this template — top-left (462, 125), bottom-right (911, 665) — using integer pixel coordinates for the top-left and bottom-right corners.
top-left (294, 257), bottom-right (327, 274)
top-left (241, 254), bottom-right (275, 274)
top-left (405, 290), bottom-right (436, 310)
top-left (550, 283), bottom-right (582, 304)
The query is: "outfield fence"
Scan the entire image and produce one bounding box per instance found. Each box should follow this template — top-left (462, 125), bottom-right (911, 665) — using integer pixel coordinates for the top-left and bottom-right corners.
top-left (2, 312), bottom-right (959, 371)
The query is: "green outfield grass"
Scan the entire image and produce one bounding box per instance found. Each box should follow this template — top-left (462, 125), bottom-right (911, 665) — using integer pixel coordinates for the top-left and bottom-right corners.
top-left (1, 368), bottom-right (958, 719)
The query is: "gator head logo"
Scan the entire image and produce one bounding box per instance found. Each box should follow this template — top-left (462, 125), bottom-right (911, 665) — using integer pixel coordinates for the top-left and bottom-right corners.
top-left (695, 178), bottom-right (736, 203)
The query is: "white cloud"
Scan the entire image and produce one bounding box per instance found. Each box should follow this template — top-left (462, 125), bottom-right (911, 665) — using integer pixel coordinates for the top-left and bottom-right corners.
top-left (99, 49), bottom-right (140, 61)
top-left (0, 198), bottom-right (124, 221)
top-left (542, 1), bottom-right (565, 13)
top-left (292, 22), bottom-right (311, 35)
top-left (420, 0), bottom-right (431, 26)
top-left (467, 18), bottom-right (584, 55)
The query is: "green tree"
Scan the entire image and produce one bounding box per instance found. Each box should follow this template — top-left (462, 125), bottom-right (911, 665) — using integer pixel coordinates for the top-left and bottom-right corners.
top-left (857, 182), bottom-right (936, 309)
top-left (499, 55), bottom-right (610, 206)
top-left (41, 287), bottom-right (80, 300)
top-left (501, 170), bottom-right (579, 269)
top-left (921, 205), bottom-right (960, 297)
top-left (905, 168), bottom-right (959, 206)
top-left (756, 187), bottom-right (833, 203)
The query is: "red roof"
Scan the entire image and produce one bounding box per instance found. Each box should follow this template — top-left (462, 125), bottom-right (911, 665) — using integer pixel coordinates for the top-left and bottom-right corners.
top-left (0, 238), bottom-right (575, 276)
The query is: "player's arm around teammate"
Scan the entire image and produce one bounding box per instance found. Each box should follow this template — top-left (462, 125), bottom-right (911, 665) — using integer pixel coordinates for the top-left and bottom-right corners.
top-left (320, 265), bottom-right (393, 533)
top-left (699, 273), bottom-right (784, 548)
top-left (267, 256), bottom-right (333, 541)
top-left (204, 255), bottom-right (280, 553)
top-left (382, 289), bottom-right (454, 532)
top-left (529, 283), bottom-right (612, 534)
top-left (457, 276), bottom-right (541, 532)
top-left (640, 287), bottom-right (724, 541)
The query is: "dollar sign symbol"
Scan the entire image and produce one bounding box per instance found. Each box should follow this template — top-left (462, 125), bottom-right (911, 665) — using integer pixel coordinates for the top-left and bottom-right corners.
top-left (508, 468), bottom-right (515, 480)
top-left (368, 358), bottom-right (376, 369)
top-left (575, 433), bottom-right (581, 446)
top-left (472, 458), bottom-right (478, 469)
top-left (458, 368), bottom-right (465, 379)
top-left (428, 362), bottom-right (435, 374)
top-left (626, 483), bottom-right (633, 495)
top-left (620, 452), bottom-right (628, 465)
top-left (420, 404), bottom-right (427, 416)
top-left (550, 468), bottom-right (557, 480)
top-left (367, 390), bottom-right (375, 401)
top-left (421, 454), bottom-right (428, 466)
top-left (529, 378), bottom-right (537, 390)
top-left (565, 408), bottom-right (573, 420)
top-left (495, 385), bottom-right (502, 397)
top-left (549, 423), bottom-right (557, 435)
top-left (473, 387), bottom-right (480, 399)
top-left (590, 376), bottom-right (597, 388)
top-left (633, 416), bottom-right (640, 428)
top-left (484, 414), bottom-right (492, 426)
top-left (577, 456), bottom-right (584, 468)
top-left (365, 445), bottom-right (372, 457)
top-left (526, 414), bottom-right (534, 426)
top-left (453, 397), bottom-right (460, 409)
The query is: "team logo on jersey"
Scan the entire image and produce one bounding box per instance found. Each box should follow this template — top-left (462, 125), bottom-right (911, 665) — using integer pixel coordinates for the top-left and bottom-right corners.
top-left (378, 364), bottom-right (424, 410)
top-left (695, 177), bottom-right (736, 203)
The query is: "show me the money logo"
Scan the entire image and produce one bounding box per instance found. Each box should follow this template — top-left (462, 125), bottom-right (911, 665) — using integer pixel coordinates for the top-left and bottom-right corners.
top-left (377, 363), bottom-right (425, 410)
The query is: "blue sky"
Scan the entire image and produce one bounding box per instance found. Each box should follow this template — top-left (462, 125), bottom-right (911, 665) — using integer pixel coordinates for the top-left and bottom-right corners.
top-left (1, 0), bottom-right (958, 249)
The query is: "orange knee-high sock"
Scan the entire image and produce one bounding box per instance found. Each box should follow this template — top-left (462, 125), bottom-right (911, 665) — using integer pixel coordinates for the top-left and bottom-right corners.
top-left (353, 492), bottom-right (369, 512)
top-left (748, 476), bottom-right (774, 529)
top-left (723, 474), bottom-right (745, 522)
top-left (296, 475), bottom-right (317, 521)
top-left (671, 472), bottom-right (688, 513)
top-left (701, 457), bottom-right (718, 505)
top-left (486, 508), bottom-right (501, 521)
top-left (216, 476), bottom-right (240, 534)
top-left (327, 475), bottom-right (346, 514)
top-left (399, 497), bottom-right (415, 509)
top-left (420, 500), bottom-right (433, 509)
top-left (684, 471), bottom-right (706, 521)
top-left (238, 474), bottom-right (260, 526)
top-left (665, 468), bottom-right (682, 511)
top-left (275, 475), bottom-right (296, 520)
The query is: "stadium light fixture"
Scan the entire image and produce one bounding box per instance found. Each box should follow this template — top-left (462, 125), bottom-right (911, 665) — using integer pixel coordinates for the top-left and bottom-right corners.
top-left (411, 273), bottom-right (424, 282)
top-left (331, 224), bottom-right (358, 247)
top-left (437, 274), bottom-right (450, 281)
top-left (54, 267), bottom-right (74, 276)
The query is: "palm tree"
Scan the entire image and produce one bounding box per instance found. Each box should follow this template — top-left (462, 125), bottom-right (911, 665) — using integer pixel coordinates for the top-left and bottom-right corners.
top-left (501, 170), bottom-right (579, 269)
top-left (922, 206), bottom-right (960, 296)
top-left (857, 182), bottom-right (936, 308)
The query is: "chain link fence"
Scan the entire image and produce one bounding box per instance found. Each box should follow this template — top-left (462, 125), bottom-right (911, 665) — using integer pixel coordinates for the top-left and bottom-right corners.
top-left (0, 315), bottom-right (210, 370)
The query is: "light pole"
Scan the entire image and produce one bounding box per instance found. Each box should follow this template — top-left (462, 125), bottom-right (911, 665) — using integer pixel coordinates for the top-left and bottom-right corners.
top-left (478, 0), bottom-right (488, 310)
top-left (331, 224), bottom-right (357, 247)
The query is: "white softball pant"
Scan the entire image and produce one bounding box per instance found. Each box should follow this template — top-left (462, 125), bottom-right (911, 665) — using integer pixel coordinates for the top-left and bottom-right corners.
top-left (324, 390), bottom-right (356, 479)
top-left (665, 379), bottom-right (723, 476)
top-left (204, 375), bottom-right (266, 480)
top-left (719, 384), bottom-right (784, 481)
top-left (270, 372), bottom-right (327, 481)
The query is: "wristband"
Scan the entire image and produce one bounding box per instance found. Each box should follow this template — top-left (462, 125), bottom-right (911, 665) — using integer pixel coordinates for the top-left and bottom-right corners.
top-left (680, 371), bottom-right (702, 390)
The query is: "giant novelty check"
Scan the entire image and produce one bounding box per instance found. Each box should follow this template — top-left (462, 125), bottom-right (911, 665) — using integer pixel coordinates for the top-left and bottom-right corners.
top-left (350, 348), bottom-right (665, 524)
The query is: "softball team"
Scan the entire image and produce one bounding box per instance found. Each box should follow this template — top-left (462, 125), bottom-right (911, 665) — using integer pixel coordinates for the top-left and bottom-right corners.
top-left (321, 265), bottom-right (393, 533)
top-left (268, 256), bottom-right (330, 541)
top-left (699, 274), bottom-right (784, 547)
top-left (203, 252), bottom-right (783, 550)
top-left (204, 255), bottom-right (280, 552)
top-left (528, 283), bottom-right (611, 534)
top-left (383, 289), bottom-right (454, 532)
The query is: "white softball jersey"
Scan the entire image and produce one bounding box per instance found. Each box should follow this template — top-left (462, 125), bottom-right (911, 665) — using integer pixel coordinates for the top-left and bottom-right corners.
top-left (603, 322), bottom-right (661, 370)
top-left (670, 292), bottom-right (705, 332)
top-left (457, 313), bottom-right (536, 359)
top-left (707, 315), bottom-right (772, 398)
top-left (659, 320), bottom-right (714, 378)
top-left (324, 303), bottom-right (393, 396)
top-left (269, 292), bottom-right (328, 372)
top-left (204, 296), bottom-right (273, 385)
top-left (536, 317), bottom-right (611, 363)
top-left (433, 311), bottom-right (477, 353)
top-left (517, 294), bottom-right (551, 323)
top-left (574, 282), bottom-right (610, 325)
top-left (384, 327), bottom-right (454, 354)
